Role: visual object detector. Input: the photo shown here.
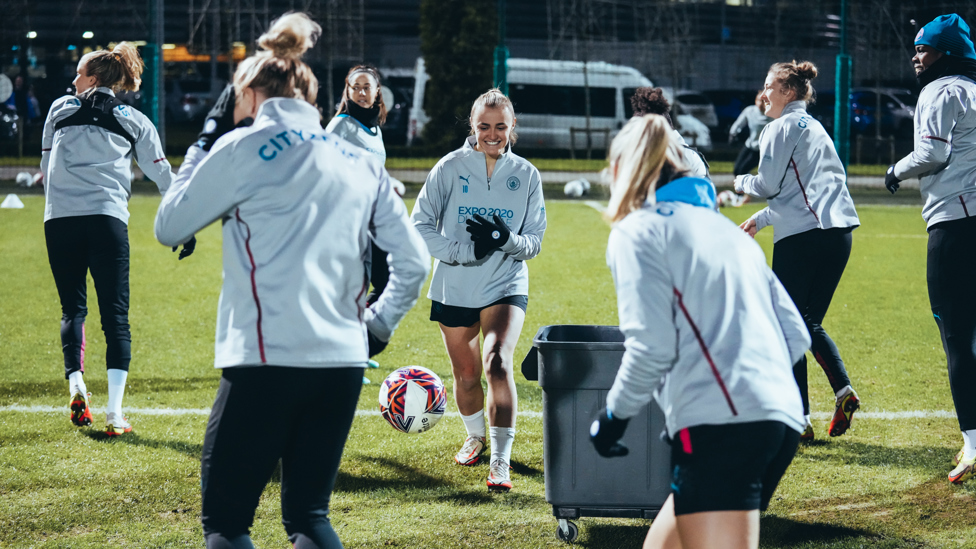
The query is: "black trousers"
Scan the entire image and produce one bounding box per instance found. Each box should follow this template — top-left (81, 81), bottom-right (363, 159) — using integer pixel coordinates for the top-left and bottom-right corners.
top-left (201, 366), bottom-right (363, 549)
top-left (927, 216), bottom-right (976, 431)
top-left (365, 243), bottom-right (390, 306)
top-left (773, 227), bottom-right (853, 414)
top-left (733, 147), bottom-right (761, 176)
top-left (44, 215), bottom-right (131, 378)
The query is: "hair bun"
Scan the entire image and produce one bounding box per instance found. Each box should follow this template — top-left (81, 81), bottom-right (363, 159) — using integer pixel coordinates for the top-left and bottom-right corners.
top-left (258, 12), bottom-right (321, 59)
top-left (796, 61), bottom-right (818, 80)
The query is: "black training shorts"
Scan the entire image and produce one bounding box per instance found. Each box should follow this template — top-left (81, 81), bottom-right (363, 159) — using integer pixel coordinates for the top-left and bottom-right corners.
top-left (669, 420), bottom-right (800, 515)
top-left (430, 295), bottom-right (528, 328)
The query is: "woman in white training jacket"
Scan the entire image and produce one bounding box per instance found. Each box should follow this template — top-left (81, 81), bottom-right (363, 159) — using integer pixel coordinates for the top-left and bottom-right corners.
top-left (41, 42), bottom-right (175, 436)
top-left (590, 114), bottom-right (809, 549)
top-left (734, 60), bottom-right (861, 442)
top-left (411, 89), bottom-right (547, 492)
top-left (154, 13), bottom-right (428, 548)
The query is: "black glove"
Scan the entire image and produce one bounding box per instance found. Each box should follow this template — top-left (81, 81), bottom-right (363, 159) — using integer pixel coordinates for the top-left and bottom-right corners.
top-left (196, 85), bottom-right (253, 151)
top-left (884, 165), bottom-right (901, 194)
top-left (367, 330), bottom-right (389, 357)
top-left (589, 407), bottom-right (630, 458)
top-left (172, 236), bottom-right (196, 260)
top-left (465, 214), bottom-right (511, 260)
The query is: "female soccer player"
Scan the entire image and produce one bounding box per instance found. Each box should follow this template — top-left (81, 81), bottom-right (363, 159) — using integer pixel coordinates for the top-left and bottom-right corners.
top-left (154, 13), bottom-right (429, 548)
top-left (327, 65), bottom-right (406, 384)
top-left (730, 90), bottom-right (771, 178)
top-left (629, 86), bottom-right (710, 180)
top-left (590, 114), bottom-right (809, 549)
top-left (41, 42), bottom-right (176, 436)
top-left (411, 89), bottom-right (547, 492)
top-left (734, 60), bottom-right (861, 441)
top-left (884, 13), bottom-right (976, 484)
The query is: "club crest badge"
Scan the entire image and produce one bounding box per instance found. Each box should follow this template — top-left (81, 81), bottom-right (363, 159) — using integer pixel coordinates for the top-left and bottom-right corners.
top-left (506, 176), bottom-right (520, 191)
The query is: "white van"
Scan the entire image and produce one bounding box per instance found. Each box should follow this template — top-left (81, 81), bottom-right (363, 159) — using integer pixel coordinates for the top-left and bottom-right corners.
top-left (407, 57), bottom-right (711, 151)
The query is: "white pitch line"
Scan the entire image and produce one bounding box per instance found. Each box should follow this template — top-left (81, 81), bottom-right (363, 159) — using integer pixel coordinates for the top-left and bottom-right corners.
top-left (0, 405), bottom-right (955, 421)
top-left (0, 404), bottom-right (543, 419)
top-left (584, 200), bottom-right (606, 213)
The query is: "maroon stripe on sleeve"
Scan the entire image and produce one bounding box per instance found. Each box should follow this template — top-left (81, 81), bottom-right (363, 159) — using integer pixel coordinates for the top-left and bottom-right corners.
top-left (790, 157), bottom-right (821, 224)
top-left (673, 287), bottom-right (738, 416)
top-left (923, 135), bottom-right (949, 143)
top-left (153, 158), bottom-right (167, 163)
top-left (961, 196), bottom-right (970, 217)
top-left (235, 208), bottom-right (267, 363)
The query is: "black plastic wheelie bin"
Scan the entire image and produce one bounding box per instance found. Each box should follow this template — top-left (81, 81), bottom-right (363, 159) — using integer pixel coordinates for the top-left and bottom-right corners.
top-left (522, 325), bottom-right (671, 543)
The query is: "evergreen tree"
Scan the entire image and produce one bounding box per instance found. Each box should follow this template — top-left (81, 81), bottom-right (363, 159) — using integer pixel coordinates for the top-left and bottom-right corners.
top-left (419, 0), bottom-right (497, 153)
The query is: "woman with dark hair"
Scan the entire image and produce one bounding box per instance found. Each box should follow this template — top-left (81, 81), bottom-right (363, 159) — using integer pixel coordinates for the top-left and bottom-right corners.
top-left (629, 86), bottom-right (710, 180)
top-left (734, 60), bottom-right (861, 442)
top-left (41, 41), bottom-right (176, 436)
top-left (155, 13), bottom-right (429, 547)
top-left (885, 13), bottom-right (976, 484)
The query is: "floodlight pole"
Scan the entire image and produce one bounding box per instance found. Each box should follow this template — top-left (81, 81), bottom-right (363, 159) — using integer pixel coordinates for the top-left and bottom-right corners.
top-left (834, 0), bottom-right (851, 168)
top-left (493, 0), bottom-right (509, 95)
top-left (145, 0), bottom-right (166, 148)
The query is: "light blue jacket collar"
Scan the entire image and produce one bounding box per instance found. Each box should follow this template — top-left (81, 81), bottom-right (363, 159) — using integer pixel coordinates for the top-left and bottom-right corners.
top-left (653, 176), bottom-right (716, 209)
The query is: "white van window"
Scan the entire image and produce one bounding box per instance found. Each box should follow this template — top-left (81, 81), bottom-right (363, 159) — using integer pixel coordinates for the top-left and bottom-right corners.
top-left (509, 84), bottom-right (615, 117)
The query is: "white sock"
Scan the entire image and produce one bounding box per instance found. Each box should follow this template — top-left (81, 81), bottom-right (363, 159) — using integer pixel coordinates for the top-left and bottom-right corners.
top-left (489, 426), bottom-right (516, 465)
top-left (963, 430), bottom-right (976, 461)
top-left (804, 414), bottom-right (812, 427)
top-left (461, 409), bottom-right (486, 439)
top-left (68, 371), bottom-right (86, 396)
top-left (835, 385), bottom-right (854, 402)
top-left (107, 369), bottom-right (128, 417)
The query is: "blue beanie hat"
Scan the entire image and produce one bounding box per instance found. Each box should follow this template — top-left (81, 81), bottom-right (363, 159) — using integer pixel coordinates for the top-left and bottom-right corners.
top-left (915, 14), bottom-right (976, 60)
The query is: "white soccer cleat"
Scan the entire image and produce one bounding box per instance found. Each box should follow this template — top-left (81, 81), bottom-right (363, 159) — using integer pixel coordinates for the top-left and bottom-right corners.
top-left (487, 458), bottom-right (512, 492)
top-left (454, 435), bottom-right (486, 466)
top-left (105, 412), bottom-right (132, 436)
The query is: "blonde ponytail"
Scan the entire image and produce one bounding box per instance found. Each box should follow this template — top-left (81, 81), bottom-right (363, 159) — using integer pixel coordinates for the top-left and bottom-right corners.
top-left (604, 115), bottom-right (685, 223)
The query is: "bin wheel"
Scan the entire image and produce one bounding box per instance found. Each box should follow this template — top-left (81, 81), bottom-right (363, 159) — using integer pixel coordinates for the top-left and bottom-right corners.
top-left (556, 520), bottom-right (579, 542)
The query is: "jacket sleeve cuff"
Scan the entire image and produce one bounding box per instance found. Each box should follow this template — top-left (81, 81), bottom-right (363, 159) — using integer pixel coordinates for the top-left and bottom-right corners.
top-left (500, 233), bottom-right (519, 254)
top-left (363, 308), bottom-right (393, 342)
top-left (458, 242), bottom-right (477, 265)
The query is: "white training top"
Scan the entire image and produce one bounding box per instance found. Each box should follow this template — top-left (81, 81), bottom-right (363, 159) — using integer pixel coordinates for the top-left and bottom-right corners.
top-left (41, 87), bottom-right (173, 224)
top-left (673, 130), bottom-right (710, 180)
top-left (605, 177), bottom-right (809, 437)
top-left (411, 136), bottom-right (547, 308)
top-left (155, 98), bottom-right (429, 369)
top-left (893, 74), bottom-right (976, 227)
top-left (325, 114), bottom-right (387, 165)
top-left (730, 104), bottom-right (772, 151)
top-left (735, 100), bottom-right (860, 242)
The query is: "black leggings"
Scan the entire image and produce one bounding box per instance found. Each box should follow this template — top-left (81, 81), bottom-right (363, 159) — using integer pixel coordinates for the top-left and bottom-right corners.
top-left (773, 227), bottom-right (853, 414)
top-left (44, 215), bottom-right (131, 378)
top-left (927, 216), bottom-right (976, 431)
top-left (365, 243), bottom-right (389, 306)
top-left (201, 366), bottom-right (363, 549)
top-left (733, 147), bottom-right (761, 176)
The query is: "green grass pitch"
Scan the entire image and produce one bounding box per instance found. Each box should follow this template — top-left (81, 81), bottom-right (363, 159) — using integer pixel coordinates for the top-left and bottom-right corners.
top-left (1, 195), bottom-right (974, 548)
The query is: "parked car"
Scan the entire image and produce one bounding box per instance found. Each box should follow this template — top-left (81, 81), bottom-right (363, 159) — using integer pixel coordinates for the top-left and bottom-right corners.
top-left (165, 79), bottom-right (217, 122)
top-left (408, 57), bottom-right (712, 152)
top-left (378, 67), bottom-right (415, 147)
top-left (670, 89), bottom-right (719, 129)
top-left (703, 89), bottom-right (761, 136)
top-left (850, 87), bottom-right (916, 137)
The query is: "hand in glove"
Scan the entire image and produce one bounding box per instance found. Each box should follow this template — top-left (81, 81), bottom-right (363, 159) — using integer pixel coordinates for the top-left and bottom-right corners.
top-left (884, 165), bottom-right (901, 194)
top-left (589, 407), bottom-right (630, 458)
top-left (196, 85), bottom-right (253, 152)
top-left (367, 329), bottom-right (389, 358)
top-left (465, 214), bottom-right (511, 260)
top-left (172, 236), bottom-right (196, 260)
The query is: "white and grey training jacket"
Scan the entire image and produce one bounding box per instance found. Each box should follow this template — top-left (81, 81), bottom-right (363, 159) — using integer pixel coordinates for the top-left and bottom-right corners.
top-left (325, 114), bottom-right (387, 165)
top-left (411, 136), bottom-right (547, 308)
top-left (893, 74), bottom-right (976, 227)
top-left (674, 130), bottom-right (710, 180)
top-left (605, 177), bottom-right (809, 437)
top-left (41, 87), bottom-right (173, 224)
top-left (155, 98), bottom-right (429, 369)
top-left (729, 104), bottom-right (772, 151)
top-left (735, 100), bottom-right (859, 242)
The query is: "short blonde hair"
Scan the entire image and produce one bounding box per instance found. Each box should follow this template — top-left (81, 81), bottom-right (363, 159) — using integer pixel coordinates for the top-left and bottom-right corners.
top-left (605, 114), bottom-right (686, 223)
top-left (469, 88), bottom-right (518, 145)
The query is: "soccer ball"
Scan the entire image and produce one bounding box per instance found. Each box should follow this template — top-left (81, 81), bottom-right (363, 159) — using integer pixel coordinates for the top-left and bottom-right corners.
top-left (378, 366), bottom-right (447, 434)
top-left (563, 180), bottom-right (585, 198)
top-left (15, 172), bottom-right (32, 187)
top-left (717, 190), bottom-right (746, 208)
